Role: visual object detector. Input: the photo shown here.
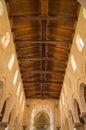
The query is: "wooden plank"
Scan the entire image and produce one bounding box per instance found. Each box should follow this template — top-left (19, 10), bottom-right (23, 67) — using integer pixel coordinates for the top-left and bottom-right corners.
top-left (26, 95), bottom-right (59, 99)
top-left (25, 91), bottom-right (60, 94)
top-left (15, 39), bottom-right (72, 44)
top-left (21, 70), bottom-right (65, 75)
top-left (24, 88), bottom-right (61, 92)
top-left (18, 57), bottom-right (68, 64)
top-left (23, 81), bottom-right (62, 84)
top-left (18, 57), bottom-right (68, 62)
top-left (41, 0), bottom-right (48, 16)
top-left (10, 16), bottom-right (78, 21)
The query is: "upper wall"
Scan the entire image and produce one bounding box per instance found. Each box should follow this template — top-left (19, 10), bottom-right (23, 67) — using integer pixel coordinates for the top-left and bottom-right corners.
top-left (0, 0), bottom-right (25, 125)
top-left (59, 5), bottom-right (86, 128)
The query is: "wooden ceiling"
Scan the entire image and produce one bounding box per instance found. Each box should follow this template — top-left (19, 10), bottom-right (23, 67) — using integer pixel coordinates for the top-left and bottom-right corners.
top-left (5, 0), bottom-right (80, 99)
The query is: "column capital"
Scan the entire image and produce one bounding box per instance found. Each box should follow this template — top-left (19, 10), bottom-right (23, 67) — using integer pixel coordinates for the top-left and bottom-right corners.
top-left (74, 121), bottom-right (81, 129)
top-left (22, 125), bottom-right (27, 130)
top-left (77, 0), bottom-right (86, 8)
top-left (80, 112), bottom-right (86, 118)
top-left (0, 122), bottom-right (8, 128)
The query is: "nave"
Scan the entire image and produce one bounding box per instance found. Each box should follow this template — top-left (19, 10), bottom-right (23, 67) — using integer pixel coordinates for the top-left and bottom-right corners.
top-left (0, 0), bottom-right (86, 130)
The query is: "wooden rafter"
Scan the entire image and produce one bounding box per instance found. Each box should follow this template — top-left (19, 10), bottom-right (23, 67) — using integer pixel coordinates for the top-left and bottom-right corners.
top-left (23, 82), bottom-right (62, 85)
top-left (25, 91), bottom-right (60, 94)
top-left (9, 16), bottom-right (78, 21)
top-left (5, 0), bottom-right (80, 99)
top-left (15, 40), bottom-right (72, 44)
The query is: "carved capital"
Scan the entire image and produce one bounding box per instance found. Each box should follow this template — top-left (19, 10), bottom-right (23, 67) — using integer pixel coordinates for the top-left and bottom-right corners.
top-left (74, 121), bottom-right (81, 129)
top-left (80, 112), bottom-right (86, 118)
top-left (0, 122), bottom-right (8, 128)
top-left (22, 125), bottom-right (27, 130)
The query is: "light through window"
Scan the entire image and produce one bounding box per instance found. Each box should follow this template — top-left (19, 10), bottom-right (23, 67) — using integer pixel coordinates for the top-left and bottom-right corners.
top-left (64, 83), bottom-right (67, 96)
top-left (20, 92), bottom-right (23, 104)
top-left (60, 99), bottom-right (62, 108)
top-left (8, 54), bottom-right (15, 71)
top-left (62, 93), bottom-right (65, 105)
top-left (71, 55), bottom-right (77, 71)
top-left (1, 32), bottom-right (10, 48)
top-left (17, 82), bottom-right (21, 96)
top-left (76, 34), bottom-right (84, 52)
top-left (13, 70), bottom-right (18, 85)
top-left (22, 99), bottom-right (25, 112)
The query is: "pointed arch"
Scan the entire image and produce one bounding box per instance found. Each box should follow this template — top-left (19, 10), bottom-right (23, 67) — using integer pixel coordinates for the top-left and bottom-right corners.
top-left (0, 93), bottom-right (12, 123)
top-left (30, 104), bottom-right (53, 130)
top-left (73, 98), bottom-right (85, 127)
top-left (8, 106), bottom-right (17, 129)
top-left (2, 94), bottom-right (12, 122)
top-left (0, 100), bottom-right (6, 122)
top-left (0, 77), bottom-right (6, 111)
top-left (34, 112), bottom-right (50, 129)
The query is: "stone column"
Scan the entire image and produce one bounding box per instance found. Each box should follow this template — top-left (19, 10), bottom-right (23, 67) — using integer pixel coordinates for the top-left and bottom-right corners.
top-left (68, 115), bottom-right (74, 130)
top-left (0, 122), bottom-right (8, 130)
